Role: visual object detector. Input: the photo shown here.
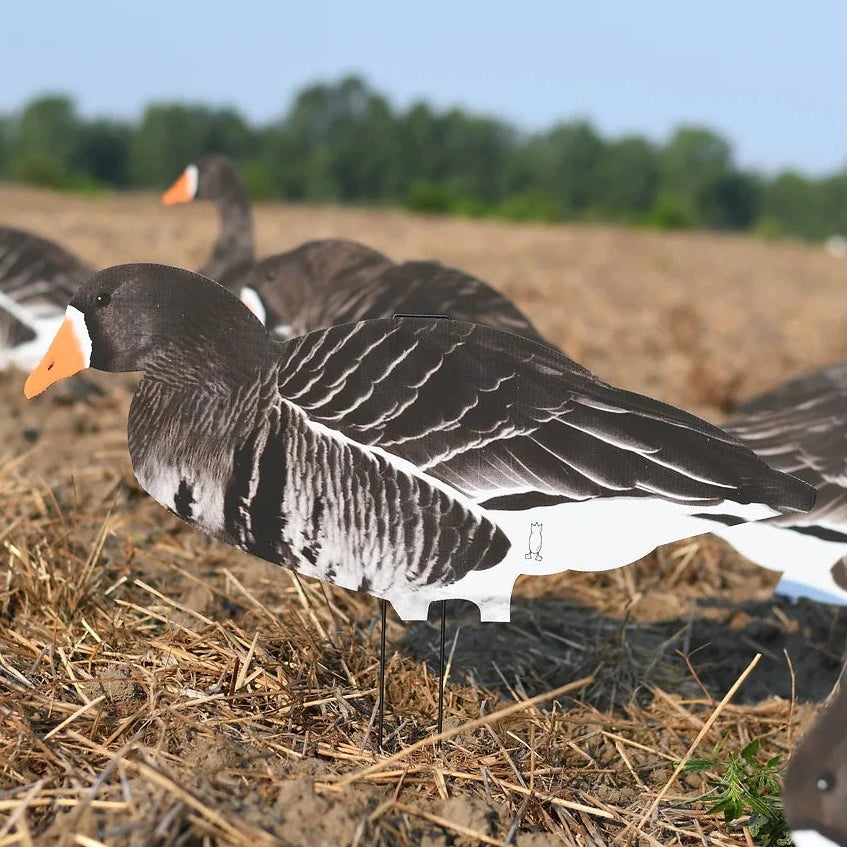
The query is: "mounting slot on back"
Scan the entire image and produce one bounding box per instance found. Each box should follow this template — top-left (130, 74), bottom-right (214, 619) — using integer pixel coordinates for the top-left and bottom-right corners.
top-left (392, 312), bottom-right (451, 321)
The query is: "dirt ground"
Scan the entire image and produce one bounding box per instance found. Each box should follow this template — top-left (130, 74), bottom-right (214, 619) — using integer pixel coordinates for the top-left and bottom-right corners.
top-left (1, 184), bottom-right (846, 846)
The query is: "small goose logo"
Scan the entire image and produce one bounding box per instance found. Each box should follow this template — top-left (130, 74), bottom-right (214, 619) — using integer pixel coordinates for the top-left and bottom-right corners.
top-left (525, 522), bottom-right (543, 561)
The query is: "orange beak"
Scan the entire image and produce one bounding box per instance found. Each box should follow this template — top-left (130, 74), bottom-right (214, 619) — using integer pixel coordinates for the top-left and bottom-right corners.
top-left (162, 167), bottom-right (196, 205)
top-left (24, 315), bottom-right (90, 398)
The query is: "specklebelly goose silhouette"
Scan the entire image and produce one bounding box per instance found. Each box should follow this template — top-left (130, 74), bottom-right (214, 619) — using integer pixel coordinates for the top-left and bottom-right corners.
top-left (783, 665), bottom-right (847, 847)
top-left (715, 361), bottom-right (847, 605)
top-left (25, 263), bottom-right (814, 623)
top-left (240, 240), bottom-right (548, 345)
top-left (0, 225), bottom-right (93, 370)
top-left (162, 155), bottom-right (255, 290)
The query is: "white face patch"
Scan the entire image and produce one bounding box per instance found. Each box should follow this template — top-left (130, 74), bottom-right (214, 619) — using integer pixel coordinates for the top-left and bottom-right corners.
top-left (239, 287), bottom-right (267, 326)
top-left (791, 830), bottom-right (840, 847)
top-left (185, 163), bottom-right (199, 199)
top-left (66, 305), bottom-right (92, 367)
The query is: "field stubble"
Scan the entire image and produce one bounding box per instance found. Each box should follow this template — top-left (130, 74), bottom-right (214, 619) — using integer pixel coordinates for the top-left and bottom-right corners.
top-left (1, 185), bottom-right (846, 846)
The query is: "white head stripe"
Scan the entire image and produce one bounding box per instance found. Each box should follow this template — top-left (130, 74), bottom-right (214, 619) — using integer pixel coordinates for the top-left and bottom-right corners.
top-left (66, 305), bottom-right (92, 367)
top-left (185, 164), bottom-right (199, 199)
top-left (239, 287), bottom-right (267, 326)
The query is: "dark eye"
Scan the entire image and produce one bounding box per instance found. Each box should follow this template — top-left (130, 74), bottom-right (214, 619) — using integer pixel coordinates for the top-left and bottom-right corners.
top-left (95, 292), bottom-right (111, 308)
top-left (817, 771), bottom-right (836, 792)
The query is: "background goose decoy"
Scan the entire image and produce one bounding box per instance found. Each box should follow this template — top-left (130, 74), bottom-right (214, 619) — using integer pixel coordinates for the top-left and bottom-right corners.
top-left (0, 225), bottom-right (92, 370)
top-left (240, 240), bottom-right (549, 345)
top-left (24, 263), bottom-right (814, 624)
top-left (239, 238), bottom-right (394, 338)
top-left (162, 154), bottom-right (255, 290)
top-left (164, 155), bottom-right (547, 346)
top-left (783, 666), bottom-right (847, 847)
top-left (713, 361), bottom-right (847, 605)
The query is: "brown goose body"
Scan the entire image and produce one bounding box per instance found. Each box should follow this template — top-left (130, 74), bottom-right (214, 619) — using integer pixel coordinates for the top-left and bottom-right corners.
top-left (240, 239), bottom-right (547, 344)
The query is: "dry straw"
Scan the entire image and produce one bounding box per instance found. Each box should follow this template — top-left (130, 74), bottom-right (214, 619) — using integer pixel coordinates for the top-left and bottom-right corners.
top-left (0, 431), bottom-right (814, 847)
top-left (1, 189), bottom-right (841, 846)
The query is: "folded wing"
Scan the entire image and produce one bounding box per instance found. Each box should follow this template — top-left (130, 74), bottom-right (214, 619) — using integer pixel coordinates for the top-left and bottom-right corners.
top-left (275, 318), bottom-right (814, 514)
top-left (725, 361), bottom-right (847, 528)
top-left (0, 225), bottom-right (92, 311)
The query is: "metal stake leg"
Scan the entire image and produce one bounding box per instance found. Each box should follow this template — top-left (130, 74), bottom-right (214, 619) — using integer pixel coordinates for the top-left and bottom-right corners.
top-left (437, 599), bottom-right (447, 743)
top-left (377, 599), bottom-right (387, 750)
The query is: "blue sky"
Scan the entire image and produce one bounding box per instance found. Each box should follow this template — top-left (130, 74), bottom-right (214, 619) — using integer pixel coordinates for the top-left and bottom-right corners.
top-left (3, 0), bottom-right (846, 174)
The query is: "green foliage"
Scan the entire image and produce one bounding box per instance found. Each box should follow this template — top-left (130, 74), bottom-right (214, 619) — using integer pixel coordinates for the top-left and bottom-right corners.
top-left (72, 120), bottom-right (131, 187)
top-left (404, 180), bottom-right (457, 214)
top-left (130, 103), bottom-right (212, 186)
top-left (0, 76), bottom-right (843, 241)
top-left (9, 151), bottom-right (70, 189)
top-left (495, 189), bottom-right (563, 222)
top-left (450, 196), bottom-right (488, 218)
top-left (684, 739), bottom-right (791, 846)
top-left (755, 215), bottom-right (784, 241)
top-left (13, 95), bottom-right (78, 167)
top-left (645, 193), bottom-right (696, 229)
top-left (697, 170), bottom-right (762, 230)
top-left (403, 181), bottom-right (488, 218)
top-left (0, 116), bottom-right (12, 176)
top-left (241, 161), bottom-right (274, 201)
top-left (519, 121), bottom-right (605, 218)
top-left (594, 136), bottom-right (660, 218)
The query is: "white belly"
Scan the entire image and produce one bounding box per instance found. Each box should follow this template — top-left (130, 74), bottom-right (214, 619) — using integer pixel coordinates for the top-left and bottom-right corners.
top-left (387, 495), bottom-right (778, 621)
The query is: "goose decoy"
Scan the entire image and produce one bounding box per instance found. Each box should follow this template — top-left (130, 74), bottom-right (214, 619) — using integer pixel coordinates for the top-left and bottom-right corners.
top-left (24, 264), bottom-right (815, 742)
top-left (163, 156), bottom-right (548, 347)
top-left (714, 361), bottom-right (847, 605)
top-left (0, 225), bottom-right (92, 370)
top-left (162, 155), bottom-right (255, 290)
top-left (23, 262), bottom-right (817, 617)
top-left (239, 241), bottom-right (548, 345)
top-left (784, 668), bottom-right (847, 847)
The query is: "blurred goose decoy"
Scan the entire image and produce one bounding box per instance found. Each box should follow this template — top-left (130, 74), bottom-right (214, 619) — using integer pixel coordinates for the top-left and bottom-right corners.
top-left (238, 238), bottom-right (393, 338)
top-left (162, 155), bottom-right (255, 290)
top-left (25, 263), bottom-right (814, 623)
top-left (715, 361), bottom-right (847, 605)
top-left (240, 240), bottom-right (548, 345)
top-left (163, 155), bottom-right (548, 346)
top-left (0, 225), bottom-right (92, 370)
top-left (784, 667), bottom-right (847, 847)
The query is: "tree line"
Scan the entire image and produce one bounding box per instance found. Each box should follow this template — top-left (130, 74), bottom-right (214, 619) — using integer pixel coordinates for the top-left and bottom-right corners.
top-left (0, 75), bottom-right (843, 241)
